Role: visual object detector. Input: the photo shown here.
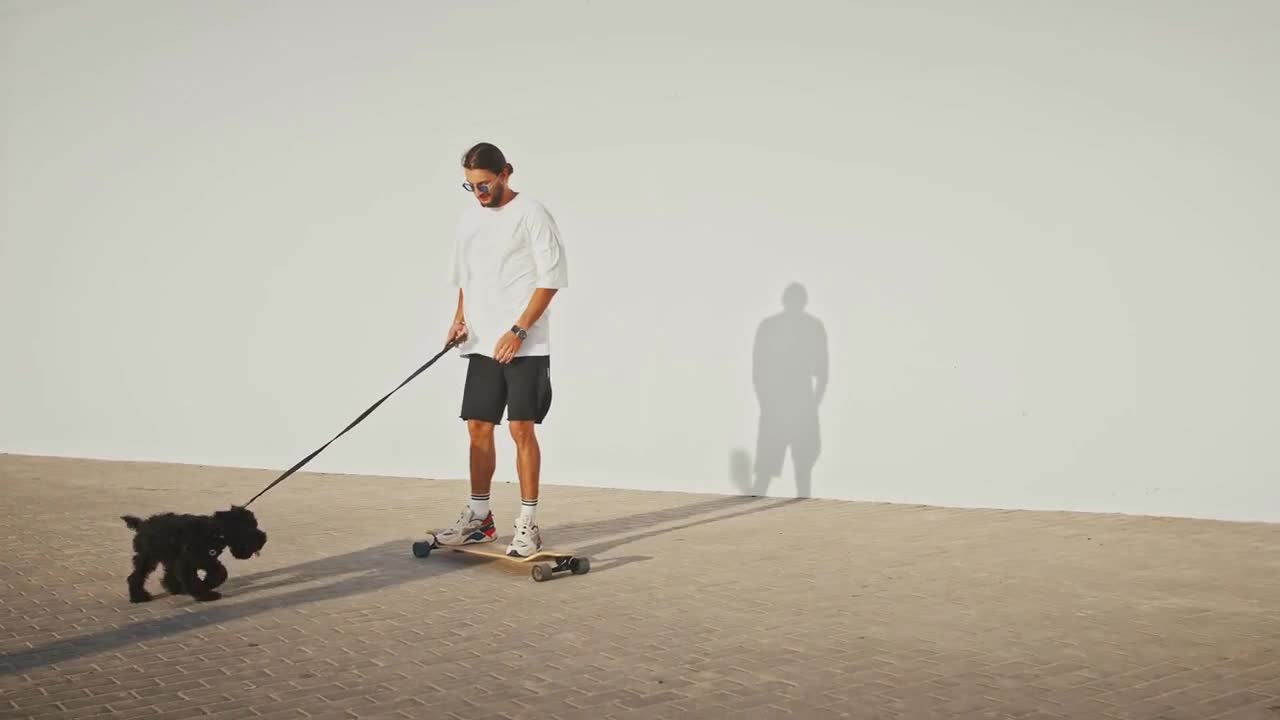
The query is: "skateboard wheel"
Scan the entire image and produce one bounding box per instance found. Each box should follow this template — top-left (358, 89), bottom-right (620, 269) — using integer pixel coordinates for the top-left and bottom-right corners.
top-left (411, 541), bottom-right (432, 558)
top-left (531, 564), bottom-right (553, 582)
top-left (569, 557), bottom-right (590, 574)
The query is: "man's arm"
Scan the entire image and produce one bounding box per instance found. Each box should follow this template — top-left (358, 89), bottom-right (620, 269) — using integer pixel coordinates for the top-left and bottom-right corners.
top-left (523, 204), bottom-right (568, 324)
top-left (493, 287), bottom-right (558, 363)
top-left (516, 288), bottom-right (558, 330)
top-left (494, 205), bottom-right (566, 362)
top-left (446, 288), bottom-right (468, 346)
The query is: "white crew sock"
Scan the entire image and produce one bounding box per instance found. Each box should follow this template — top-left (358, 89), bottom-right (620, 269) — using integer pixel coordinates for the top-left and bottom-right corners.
top-left (469, 493), bottom-right (490, 518)
top-left (519, 498), bottom-right (538, 523)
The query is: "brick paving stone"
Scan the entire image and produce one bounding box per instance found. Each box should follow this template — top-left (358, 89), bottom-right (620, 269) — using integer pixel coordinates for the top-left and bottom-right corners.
top-left (2, 454), bottom-right (1280, 719)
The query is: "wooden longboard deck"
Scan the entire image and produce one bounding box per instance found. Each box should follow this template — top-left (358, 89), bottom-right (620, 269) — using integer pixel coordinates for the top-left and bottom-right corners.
top-left (411, 533), bottom-right (591, 581)
top-left (442, 538), bottom-right (574, 562)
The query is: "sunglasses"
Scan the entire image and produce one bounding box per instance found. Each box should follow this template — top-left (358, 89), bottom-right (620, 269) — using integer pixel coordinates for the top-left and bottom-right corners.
top-left (462, 177), bottom-right (502, 193)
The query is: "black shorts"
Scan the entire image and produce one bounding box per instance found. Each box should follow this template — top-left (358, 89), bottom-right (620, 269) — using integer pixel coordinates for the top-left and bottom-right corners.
top-left (459, 354), bottom-right (553, 425)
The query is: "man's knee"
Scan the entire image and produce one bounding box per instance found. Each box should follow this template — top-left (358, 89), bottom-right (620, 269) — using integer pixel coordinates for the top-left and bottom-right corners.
top-left (508, 421), bottom-right (537, 446)
top-left (468, 420), bottom-right (495, 446)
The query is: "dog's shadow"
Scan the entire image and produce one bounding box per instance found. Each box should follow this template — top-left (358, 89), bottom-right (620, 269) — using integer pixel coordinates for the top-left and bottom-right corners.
top-left (0, 495), bottom-right (796, 676)
top-left (230, 542), bottom-right (420, 596)
top-left (0, 538), bottom-right (455, 677)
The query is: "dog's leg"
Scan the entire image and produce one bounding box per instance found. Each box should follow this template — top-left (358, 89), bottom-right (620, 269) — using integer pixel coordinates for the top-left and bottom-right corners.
top-left (160, 563), bottom-right (181, 595)
top-left (128, 554), bottom-right (157, 603)
top-left (204, 561), bottom-right (228, 590)
top-left (177, 555), bottom-right (221, 602)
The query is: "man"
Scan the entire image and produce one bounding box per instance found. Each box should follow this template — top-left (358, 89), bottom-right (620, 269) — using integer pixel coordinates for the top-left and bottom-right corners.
top-left (435, 142), bottom-right (568, 557)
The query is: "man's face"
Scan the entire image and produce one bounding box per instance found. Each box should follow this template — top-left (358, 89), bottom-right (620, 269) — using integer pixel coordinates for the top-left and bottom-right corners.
top-left (464, 169), bottom-right (506, 207)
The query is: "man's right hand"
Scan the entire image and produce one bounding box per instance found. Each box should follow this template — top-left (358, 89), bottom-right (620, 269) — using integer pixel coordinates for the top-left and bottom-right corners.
top-left (446, 321), bottom-right (468, 346)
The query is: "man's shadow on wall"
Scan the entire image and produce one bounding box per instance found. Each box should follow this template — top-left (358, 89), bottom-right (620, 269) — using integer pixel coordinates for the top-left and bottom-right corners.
top-left (732, 282), bottom-right (828, 499)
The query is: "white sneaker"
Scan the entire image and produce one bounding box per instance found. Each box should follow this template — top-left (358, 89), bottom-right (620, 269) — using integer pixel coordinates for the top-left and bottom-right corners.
top-left (506, 516), bottom-right (543, 557)
top-left (432, 506), bottom-right (496, 546)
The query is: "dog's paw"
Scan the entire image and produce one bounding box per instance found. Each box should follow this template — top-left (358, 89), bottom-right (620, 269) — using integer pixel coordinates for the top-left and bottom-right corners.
top-left (194, 591), bottom-right (222, 602)
top-left (129, 590), bottom-right (154, 603)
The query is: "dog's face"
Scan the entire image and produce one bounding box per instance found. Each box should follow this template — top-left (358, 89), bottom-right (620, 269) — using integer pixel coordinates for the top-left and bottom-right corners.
top-left (214, 506), bottom-right (267, 560)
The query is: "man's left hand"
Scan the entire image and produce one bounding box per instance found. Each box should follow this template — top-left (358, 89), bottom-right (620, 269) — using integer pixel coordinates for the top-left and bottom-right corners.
top-left (494, 332), bottom-right (522, 364)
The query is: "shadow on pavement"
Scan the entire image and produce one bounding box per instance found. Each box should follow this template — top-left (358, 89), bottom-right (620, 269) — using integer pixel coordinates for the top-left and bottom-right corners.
top-left (0, 494), bottom-right (800, 675)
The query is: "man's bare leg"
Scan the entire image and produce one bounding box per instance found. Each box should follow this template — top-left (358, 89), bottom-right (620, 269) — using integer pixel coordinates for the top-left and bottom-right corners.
top-left (431, 419), bottom-right (498, 546)
top-left (508, 421), bottom-right (539, 504)
top-left (506, 420), bottom-right (543, 553)
top-left (468, 419), bottom-right (497, 498)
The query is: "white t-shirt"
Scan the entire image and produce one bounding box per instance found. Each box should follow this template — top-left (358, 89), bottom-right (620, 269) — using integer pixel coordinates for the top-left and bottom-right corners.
top-left (448, 193), bottom-right (569, 358)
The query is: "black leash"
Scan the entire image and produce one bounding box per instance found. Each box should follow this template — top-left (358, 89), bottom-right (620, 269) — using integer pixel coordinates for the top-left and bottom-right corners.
top-left (243, 338), bottom-right (460, 507)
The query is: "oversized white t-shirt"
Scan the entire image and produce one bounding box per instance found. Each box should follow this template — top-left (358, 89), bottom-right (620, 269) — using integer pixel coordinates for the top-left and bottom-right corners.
top-left (448, 193), bottom-right (569, 358)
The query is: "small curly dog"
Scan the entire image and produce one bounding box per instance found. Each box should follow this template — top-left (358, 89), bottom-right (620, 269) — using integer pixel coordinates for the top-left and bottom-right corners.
top-left (121, 505), bottom-right (267, 602)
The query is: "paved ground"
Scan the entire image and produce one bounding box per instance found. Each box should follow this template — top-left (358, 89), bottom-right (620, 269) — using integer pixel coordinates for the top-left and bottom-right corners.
top-left (2, 454), bottom-right (1279, 719)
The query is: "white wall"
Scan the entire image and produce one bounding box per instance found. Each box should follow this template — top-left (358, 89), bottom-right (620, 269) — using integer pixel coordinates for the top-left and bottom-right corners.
top-left (4, 1), bottom-right (1277, 522)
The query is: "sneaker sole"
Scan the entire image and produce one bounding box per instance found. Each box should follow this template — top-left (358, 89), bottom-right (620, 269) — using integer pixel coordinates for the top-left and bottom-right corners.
top-left (505, 544), bottom-right (543, 557)
top-left (431, 530), bottom-right (496, 546)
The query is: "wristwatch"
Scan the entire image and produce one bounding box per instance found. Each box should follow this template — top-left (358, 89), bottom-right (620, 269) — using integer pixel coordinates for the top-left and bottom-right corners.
top-left (510, 324), bottom-right (527, 340)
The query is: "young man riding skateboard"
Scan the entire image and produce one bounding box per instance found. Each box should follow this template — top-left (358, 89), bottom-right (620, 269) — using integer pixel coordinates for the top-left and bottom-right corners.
top-left (436, 142), bottom-right (569, 557)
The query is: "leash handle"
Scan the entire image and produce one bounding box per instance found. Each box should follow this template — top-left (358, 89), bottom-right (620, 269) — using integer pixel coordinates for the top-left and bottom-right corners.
top-left (243, 339), bottom-right (459, 507)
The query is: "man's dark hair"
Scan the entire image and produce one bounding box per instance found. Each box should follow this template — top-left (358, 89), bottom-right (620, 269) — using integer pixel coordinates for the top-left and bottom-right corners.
top-left (462, 142), bottom-right (512, 176)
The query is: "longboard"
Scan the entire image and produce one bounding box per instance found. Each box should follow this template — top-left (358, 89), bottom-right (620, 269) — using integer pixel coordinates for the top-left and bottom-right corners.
top-left (411, 533), bottom-right (590, 581)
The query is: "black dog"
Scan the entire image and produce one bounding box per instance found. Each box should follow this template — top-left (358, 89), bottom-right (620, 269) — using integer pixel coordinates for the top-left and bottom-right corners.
top-left (121, 505), bottom-right (267, 602)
